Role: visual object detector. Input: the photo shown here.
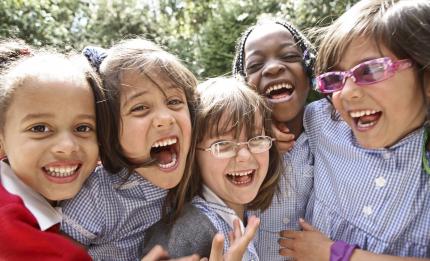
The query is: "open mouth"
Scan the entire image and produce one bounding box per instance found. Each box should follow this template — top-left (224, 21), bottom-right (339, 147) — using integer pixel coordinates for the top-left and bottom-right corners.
top-left (226, 170), bottom-right (255, 186)
top-left (350, 109), bottom-right (382, 129)
top-left (150, 137), bottom-right (179, 170)
top-left (264, 83), bottom-right (294, 102)
top-left (43, 164), bottom-right (81, 178)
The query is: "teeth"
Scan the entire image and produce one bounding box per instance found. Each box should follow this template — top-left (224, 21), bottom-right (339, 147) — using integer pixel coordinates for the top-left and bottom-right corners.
top-left (152, 138), bottom-right (177, 148)
top-left (227, 170), bottom-right (253, 176)
top-left (45, 165), bottom-right (79, 177)
top-left (349, 110), bottom-right (378, 118)
top-left (158, 152), bottom-right (177, 169)
top-left (265, 83), bottom-right (292, 95)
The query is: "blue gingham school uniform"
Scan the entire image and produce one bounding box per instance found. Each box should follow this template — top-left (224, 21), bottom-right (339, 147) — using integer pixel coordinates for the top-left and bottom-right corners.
top-left (60, 165), bottom-right (167, 261)
top-left (193, 186), bottom-right (259, 261)
top-left (252, 131), bottom-right (314, 261)
top-left (304, 99), bottom-right (430, 257)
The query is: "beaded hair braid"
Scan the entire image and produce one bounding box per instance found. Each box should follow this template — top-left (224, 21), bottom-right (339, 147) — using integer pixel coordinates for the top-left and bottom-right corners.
top-left (232, 19), bottom-right (316, 81)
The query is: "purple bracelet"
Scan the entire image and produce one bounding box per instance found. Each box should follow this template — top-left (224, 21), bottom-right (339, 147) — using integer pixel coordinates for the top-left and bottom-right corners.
top-left (330, 240), bottom-right (358, 261)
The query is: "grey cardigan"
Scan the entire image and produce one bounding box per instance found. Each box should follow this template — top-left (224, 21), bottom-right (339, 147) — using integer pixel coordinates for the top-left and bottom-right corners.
top-left (140, 203), bottom-right (218, 258)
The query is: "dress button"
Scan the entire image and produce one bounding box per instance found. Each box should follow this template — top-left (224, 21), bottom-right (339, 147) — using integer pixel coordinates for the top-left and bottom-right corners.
top-left (382, 151), bottom-right (391, 160)
top-left (363, 205), bottom-right (373, 216)
top-left (374, 176), bottom-right (387, 188)
top-left (283, 217), bottom-right (290, 224)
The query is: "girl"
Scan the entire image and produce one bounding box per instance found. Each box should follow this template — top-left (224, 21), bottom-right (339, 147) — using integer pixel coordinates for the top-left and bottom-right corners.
top-left (142, 77), bottom-right (283, 260)
top-left (0, 39), bottom-right (107, 260)
top-left (60, 38), bottom-right (199, 261)
top-left (280, 0), bottom-right (430, 260)
top-left (232, 17), bottom-right (316, 260)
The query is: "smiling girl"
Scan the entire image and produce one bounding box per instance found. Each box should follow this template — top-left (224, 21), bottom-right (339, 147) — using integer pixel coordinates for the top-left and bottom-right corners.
top-left (0, 39), bottom-right (106, 260)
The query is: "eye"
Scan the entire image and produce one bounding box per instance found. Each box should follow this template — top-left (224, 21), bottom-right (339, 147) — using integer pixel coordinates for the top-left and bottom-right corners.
top-left (131, 104), bottom-right (149, 113)
top-left (280, 53), bottom-right (303, 63)
top-left (167, 98), bottom-right (184, 106)
top-left (246, 63), bottom-right (264, 74)
top-left (30, 125), bottom-right (50, 133)
top-left (76, 124), bottom-right (93, 132)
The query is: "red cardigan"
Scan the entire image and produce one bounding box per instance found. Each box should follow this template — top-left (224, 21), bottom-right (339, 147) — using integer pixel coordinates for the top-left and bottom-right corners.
top-left (0, 183), bottom-right (92, 261)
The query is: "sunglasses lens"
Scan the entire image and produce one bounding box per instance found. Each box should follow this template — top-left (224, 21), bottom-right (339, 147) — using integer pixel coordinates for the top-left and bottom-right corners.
top-left (317, 74), bottom-right (344, 93)
top-left (354, 61), bottom-right (388, 84)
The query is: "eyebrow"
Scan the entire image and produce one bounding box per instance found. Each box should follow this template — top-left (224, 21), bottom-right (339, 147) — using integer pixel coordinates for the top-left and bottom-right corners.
top-left (122, 90), bottom-right (149, 109)
top-left (245, 41), bottom-right (299, 59)
top-left (21, 113), bottom-right (95, 123)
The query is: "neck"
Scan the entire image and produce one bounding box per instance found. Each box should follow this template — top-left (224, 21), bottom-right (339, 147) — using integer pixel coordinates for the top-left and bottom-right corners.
top-left (282, 108), bottom-right (305, 139)
top-left (226, 201), bottom-right (245, 220)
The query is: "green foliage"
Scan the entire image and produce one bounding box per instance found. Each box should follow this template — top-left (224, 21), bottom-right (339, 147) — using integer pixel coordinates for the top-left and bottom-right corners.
top-left (0, 0), bottom-right (361, 101)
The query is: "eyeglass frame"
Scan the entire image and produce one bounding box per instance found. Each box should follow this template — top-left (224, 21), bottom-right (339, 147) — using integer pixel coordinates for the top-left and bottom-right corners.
top-left (196, 135), bottom-right (276, 159)
top-left (314, 57), bottom-right (412, 94)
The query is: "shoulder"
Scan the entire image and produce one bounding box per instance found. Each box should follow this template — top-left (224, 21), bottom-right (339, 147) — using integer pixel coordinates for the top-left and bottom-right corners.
top-left (142, 203), bottom-right (217, 258)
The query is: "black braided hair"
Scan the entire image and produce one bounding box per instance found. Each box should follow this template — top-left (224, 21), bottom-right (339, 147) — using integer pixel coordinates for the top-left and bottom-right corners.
top-left (232, 19), bottom-right (316, 82)
top-left (82, 46), bottom-right (108, 73)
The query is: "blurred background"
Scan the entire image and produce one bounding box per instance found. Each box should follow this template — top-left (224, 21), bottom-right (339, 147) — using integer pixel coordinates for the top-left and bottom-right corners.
top-left (1, 0), bottom-right (359, 81)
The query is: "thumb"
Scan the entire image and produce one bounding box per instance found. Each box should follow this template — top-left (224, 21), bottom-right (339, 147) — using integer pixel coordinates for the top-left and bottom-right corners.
top-left (209, 233), bottom-right (224, 261)
top-left (274, 122), bottom-right (290, 133)
top-left (299, 218), bottom-right (316, 231)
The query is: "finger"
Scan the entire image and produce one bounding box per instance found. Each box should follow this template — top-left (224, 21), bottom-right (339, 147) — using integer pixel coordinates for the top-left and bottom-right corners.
top-left (232, 218), bottom-right (242, 241)
top-left (279, 247), bottom-right (296, 257)
top-left (273, 122), bottom-right (290, 133)
top-left (172, 253), bottom-right (201, 261)
top-left (279, 230), bottom-right (301, 239)
top-left (228, 231), bottom-right (234, 245)
top-left (208, 233), bottom-right (224, 261)
top-left (141, 245), bottom-right (168, 261)
top-left (278, 238), bottom-right (295, 249)
top-left (276, 140), bottom-right (295, 153)
top-left (299, 218), bottom-right (316, 232)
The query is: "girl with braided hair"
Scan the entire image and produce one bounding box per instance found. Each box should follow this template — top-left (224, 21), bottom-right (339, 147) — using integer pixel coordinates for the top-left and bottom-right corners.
top-left (232, 17), bottom-right (316, 260)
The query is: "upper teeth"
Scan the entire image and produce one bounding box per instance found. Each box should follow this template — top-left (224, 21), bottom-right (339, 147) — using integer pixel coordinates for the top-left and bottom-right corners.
top-left (265, 83), bottom-right (292, 95)
top-left (227, 170), bottom-right (253, 176)
top-left (349, 110), bottom-right (378, 118)
top-left (45, 165), bottom-right (79, 177)
top-left (152, 138), bottom-right (177, 148)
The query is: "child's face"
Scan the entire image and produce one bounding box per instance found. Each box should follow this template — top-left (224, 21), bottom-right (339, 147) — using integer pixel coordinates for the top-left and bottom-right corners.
top-left (244, 23), bottom-right (309, 123)
top-left (196, 115), bottom-right (269, 214)
top-left (119, 70), bottom-right (192, 189)
top-left (0, 77), bottom-right (98, 201)
top-left (332, 37), bottom-right (426, 148)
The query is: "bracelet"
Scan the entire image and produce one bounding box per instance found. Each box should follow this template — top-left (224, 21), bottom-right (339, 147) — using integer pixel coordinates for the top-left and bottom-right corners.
top-left (330, 240), bottom-right (358, 261)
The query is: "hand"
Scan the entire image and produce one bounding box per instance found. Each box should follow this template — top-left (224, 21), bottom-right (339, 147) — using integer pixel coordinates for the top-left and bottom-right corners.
top-left (278, 219), bottom-right (332, 261)
top-left (206, 216), bottom-right (260, 261)
top-left (141, 245), bottom-right (200, 261)
top-left (272, 122), bottom-right (295, 153)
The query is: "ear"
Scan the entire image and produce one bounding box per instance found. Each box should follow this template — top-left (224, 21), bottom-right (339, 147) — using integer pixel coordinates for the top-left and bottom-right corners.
top-left (424, 70), bottom-right (430, 100)
top-left (0, 135), bottom-right (5, 159)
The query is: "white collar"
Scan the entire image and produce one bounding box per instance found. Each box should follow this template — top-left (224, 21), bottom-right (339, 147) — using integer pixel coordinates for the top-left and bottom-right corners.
top-left (202, 185), bottom-right (245, 234)
top-left (0, 161), bottom-right (62, 231)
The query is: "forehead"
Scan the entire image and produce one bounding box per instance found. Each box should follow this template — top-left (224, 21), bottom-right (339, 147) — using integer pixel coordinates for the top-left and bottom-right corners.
top-left (120, 69), bottom-right (183, 96)
top-left (338, 37), bottom-right (396, 70)
top-left (244, 23), bottom-right (296, 54)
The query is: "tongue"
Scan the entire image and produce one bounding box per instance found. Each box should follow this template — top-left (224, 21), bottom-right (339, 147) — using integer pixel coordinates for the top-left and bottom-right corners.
top-left (359, 114), bottom-right (379, 124)
top-left (153, 150), bottom-right (173, 164)
top-left (231, 175), bottom-right (251, 184)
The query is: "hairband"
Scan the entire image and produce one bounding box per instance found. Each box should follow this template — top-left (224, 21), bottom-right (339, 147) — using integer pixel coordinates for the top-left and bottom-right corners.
top-left (82, 46), bottom-right (108, 72)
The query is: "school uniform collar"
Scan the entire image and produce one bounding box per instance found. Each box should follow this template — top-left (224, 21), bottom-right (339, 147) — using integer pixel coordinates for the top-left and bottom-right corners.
top-left (201, 185), bottom-right (245, 234)
top-left (0, 161), bottom-right (62, 231)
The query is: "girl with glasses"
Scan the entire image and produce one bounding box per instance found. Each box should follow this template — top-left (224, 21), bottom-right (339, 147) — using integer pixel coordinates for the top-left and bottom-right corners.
top-left (279, 0), bottom-right (430, 260)
top-left (141, 77), bottom-right (284, 260)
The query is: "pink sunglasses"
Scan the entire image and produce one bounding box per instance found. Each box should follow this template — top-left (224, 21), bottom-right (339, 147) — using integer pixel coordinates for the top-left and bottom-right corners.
top-left (315, 57), bottom-right (412, 94)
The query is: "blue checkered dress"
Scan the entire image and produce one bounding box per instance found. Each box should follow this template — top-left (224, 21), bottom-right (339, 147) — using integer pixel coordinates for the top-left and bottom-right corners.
top-left (304, 99), bottom-right (430, 257)
top-left (60, 165), bottom-right (167, 261)
top-left (192, 196), bottom-right (259, 261)
top-left (251, 131), bottom-right (313, 261)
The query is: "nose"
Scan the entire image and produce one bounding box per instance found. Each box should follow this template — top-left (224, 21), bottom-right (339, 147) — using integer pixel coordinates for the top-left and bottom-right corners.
top-left (235, 145), bottom-right (252, 162)
top-left (52, 132), bottom-right (79, 155)
top-left (152, 110), bottom-right (175, 129)
top-left (340, 77), bottom-right (364, 101)
top-left (262, 59), bottom-right (285, 77)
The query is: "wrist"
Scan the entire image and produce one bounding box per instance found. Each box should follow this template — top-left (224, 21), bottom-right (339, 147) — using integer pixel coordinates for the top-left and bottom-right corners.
top-left (330, 240), bottom-right (358, 261)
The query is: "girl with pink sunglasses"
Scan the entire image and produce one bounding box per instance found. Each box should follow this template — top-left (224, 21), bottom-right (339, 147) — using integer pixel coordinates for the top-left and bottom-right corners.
top-left (279, 0), bottom-right (430, 260)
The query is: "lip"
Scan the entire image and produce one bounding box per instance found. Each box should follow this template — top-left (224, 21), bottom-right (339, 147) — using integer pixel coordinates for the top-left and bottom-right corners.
top-left (347, 109), bottom-right (382, 132)
top-left (42, 160), bottom-right (82, 184)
